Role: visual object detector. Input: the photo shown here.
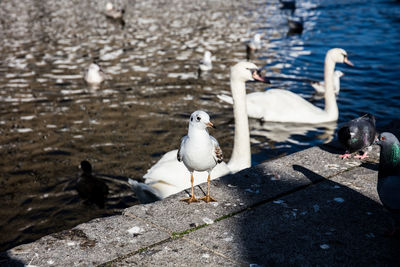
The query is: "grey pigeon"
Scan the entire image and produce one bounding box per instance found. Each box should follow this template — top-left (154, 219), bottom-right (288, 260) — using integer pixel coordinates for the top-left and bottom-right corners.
top-left (337, 113), bottom-right (376, 159)
top-left (375, 132), bottom-right (400, 235)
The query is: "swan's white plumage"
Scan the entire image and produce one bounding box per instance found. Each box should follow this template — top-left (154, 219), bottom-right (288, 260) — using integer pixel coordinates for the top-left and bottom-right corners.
top-left (219, 48), bottom-right (353, 124)
top-left (246, 89), bottom-right (331, 123)
top-left (143, 149), bottom-right (230, 199)
top-left (128, 178), bottom-right (162, 204)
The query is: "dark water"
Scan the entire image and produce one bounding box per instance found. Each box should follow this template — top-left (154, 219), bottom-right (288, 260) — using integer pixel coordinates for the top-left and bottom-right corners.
top-left (0, 0), bottom-right (399, 251)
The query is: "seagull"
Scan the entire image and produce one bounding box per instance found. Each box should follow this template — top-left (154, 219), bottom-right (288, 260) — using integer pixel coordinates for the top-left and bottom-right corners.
top-left (310, 70), bottom-right (344, 95)
top-left (246, 33), bottom-right (262, 60)
top-left (198, 51), bottom-right (213, 78)
top-left (177, 110), bottom-right (222, 203)
top-left (104, 2), bottom-right (125, 19)
top-left (374, 132), bottom-right (400, 236)
top-left (84, 63), bottom-right (106, 85)
top-left (337, 113), bottom-right (377, 159)
top-left (104, 2), bottom-right (125, 26)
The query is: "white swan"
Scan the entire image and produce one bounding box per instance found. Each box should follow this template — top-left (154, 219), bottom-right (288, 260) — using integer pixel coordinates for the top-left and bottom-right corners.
top-left (218, 48), bottom-right (353, 124)
top-left (143, 62), bottom-right (267, 199)
top-left (310, 70), bottom-right (344, 95)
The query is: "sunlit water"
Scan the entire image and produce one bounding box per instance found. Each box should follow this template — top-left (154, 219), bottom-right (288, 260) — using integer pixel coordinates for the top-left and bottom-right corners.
top-left (0, 0), bottom-right (399, 251)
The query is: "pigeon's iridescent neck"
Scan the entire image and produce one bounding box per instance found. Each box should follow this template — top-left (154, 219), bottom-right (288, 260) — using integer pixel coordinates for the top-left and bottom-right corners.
top-left (379, 143), bottom-right (400, 179)
top-left (391, 143), bottom-right (400, 165)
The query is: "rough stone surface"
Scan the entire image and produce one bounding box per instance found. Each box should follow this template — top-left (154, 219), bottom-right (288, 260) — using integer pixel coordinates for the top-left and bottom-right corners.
top-left (4, 144), bottom-right (399, 266)
top-left (108, 238), bottom-right (239, 267)
top-left (185, 167), bottom-right (399, 266)
top-left (6, 215), bottom-right (169, 266)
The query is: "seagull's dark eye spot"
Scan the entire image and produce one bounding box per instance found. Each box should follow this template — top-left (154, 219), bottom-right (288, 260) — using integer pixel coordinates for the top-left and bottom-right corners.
top-left (196, 116), bottom-right (201, 121)
top-left (190, 117), bottom-right (193, 122)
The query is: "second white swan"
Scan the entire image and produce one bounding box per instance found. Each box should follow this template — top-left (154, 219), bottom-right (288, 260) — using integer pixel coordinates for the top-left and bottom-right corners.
top-left (219, 48), bottom-right (353, 124)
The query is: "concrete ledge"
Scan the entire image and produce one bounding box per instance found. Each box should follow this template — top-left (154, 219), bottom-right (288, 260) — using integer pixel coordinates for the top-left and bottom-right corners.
top-left (4, 143), bottom-right (399, 266)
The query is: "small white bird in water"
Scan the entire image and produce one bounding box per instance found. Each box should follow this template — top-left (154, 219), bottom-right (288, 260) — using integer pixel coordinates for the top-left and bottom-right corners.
top-left (198, 51), bottom-right (212, 78)
top-left (84, 63), bottom-right (106, 85)
top-left (246, 33), bottom-right (262, 60)
top-left (310, 70), bottom-right (344, 95)
top-left (177, 110), bottom-right (223, 203)
top-left (104, 2), bottom-right (125, 20)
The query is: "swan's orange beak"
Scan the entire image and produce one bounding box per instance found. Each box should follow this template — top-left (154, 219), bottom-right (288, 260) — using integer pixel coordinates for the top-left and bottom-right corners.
top-left (252, 70), bottom-right (270, 83)
top-left (344, 57), bottom-right (354, 67)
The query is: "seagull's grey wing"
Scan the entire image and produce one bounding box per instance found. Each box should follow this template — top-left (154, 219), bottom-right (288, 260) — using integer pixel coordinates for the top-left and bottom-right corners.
top-left (177, 135), bottom-right (187, 162)
top-left (210, 136), bottom-right (223, 164)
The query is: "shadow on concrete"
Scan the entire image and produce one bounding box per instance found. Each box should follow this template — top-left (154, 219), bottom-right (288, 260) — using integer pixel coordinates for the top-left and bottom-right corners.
top-left (0, 252), bottom-right (25, 267)
top-left (360, 162), bottom-right (379, 172)
top-left (219, 163), bottom-right (400, 265)
top-left (319, 140), bottom-right (344, 155)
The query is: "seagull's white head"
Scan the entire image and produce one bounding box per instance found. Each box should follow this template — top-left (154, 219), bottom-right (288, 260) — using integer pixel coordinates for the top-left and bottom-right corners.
top-left (188, 110), bottom-right (214, 131)
top-left (106, 2), bottom-right (114, 11)
top-left (334, 70), bottom-right (344, 78)
top-left (204, 51), bottom-right (212, 61)
top-left (88, 63), bottom-right (101, 72)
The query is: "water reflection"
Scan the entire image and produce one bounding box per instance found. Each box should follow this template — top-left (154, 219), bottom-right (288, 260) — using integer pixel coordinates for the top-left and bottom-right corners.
top-left (250, 120), bottom-right (336, 144)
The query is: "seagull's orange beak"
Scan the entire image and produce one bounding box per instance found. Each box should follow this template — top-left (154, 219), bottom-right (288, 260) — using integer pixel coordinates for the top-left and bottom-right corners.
top-left (206, 121), bottom-right (215, 129)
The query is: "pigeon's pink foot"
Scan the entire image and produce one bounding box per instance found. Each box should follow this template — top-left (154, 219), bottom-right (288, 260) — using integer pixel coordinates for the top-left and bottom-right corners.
top-left (339, 153), bottom-right (351, 159)
top-left (354, 152), bottom-right (368, 159)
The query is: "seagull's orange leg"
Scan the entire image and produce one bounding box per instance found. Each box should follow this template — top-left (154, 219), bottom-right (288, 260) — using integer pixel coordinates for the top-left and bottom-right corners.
top-left (200, 173), bottom-right (217, 203)
top-left (181, 172), bottom-right (199, 204)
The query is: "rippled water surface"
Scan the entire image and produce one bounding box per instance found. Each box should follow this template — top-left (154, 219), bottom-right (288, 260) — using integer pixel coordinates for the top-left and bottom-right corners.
top-left (0, 0), bottom-right (399, 251)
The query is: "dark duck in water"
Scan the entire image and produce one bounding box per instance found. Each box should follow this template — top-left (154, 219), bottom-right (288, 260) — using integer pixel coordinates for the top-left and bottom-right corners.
top-left (76, 160), bottom-right (109, 208)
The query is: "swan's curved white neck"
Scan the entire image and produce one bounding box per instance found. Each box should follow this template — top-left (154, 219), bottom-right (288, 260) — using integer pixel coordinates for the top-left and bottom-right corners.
top-left (323, 55), bottom-right (338, 120)
top-left (227, 77), bottom-right (251, 172)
